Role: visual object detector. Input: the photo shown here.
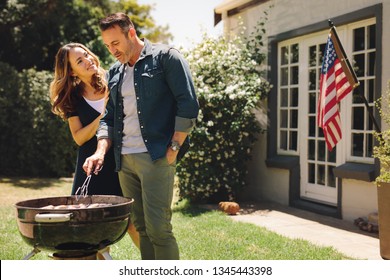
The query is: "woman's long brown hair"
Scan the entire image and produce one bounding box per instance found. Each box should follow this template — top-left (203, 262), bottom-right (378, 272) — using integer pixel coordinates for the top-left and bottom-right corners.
top-left (49, 43), bottom-right (107, 120)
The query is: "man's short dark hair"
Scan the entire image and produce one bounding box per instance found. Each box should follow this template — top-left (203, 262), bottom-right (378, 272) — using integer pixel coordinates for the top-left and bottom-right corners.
top-left (99, 12), bottom-right (134, 34)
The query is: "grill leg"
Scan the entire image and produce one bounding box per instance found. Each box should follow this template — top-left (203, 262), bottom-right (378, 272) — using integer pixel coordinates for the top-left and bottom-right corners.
top-left (98, 247), bottom-right (112, 260)
top-left (23, 247), bottom-right (41, 260)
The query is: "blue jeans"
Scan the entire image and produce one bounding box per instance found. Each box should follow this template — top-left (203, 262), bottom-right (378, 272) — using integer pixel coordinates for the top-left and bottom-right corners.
top-left (118, 153), bottom-right (179, 260)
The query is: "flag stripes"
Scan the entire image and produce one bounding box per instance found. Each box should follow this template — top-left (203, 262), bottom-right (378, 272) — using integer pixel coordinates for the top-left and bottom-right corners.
top-left (317, 27), bottom-right (359, 151)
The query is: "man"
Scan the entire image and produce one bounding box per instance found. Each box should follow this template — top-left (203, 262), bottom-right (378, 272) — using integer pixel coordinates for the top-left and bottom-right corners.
top-left (83, 12), bottom-right (199, 260)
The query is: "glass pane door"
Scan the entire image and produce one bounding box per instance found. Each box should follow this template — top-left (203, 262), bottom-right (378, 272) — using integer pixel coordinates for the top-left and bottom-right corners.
top-left (300, 35), bottom-right (338, 205)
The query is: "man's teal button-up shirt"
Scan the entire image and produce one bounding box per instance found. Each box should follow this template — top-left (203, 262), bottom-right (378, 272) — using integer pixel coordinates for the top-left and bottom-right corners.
top-left (97, 39), bottom-right (199, 171)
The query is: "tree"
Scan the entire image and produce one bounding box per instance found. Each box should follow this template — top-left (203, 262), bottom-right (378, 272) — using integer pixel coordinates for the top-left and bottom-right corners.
top-left (0, 0), bottom-right (173, 71)
top-left (0, 0), bottom-right (109, 70)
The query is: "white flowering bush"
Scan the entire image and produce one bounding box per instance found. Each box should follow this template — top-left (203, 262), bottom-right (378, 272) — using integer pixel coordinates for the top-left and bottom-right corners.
top-left (178, 22), bottom-right (271, 203)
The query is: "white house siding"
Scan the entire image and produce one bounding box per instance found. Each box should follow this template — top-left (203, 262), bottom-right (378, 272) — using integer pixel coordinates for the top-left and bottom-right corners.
top-left (245, 133), bottom-right (291, 205)
top-left (215, 0), bottom-right (390, 221)
top-left (342, 180), bottom-right (378, 221)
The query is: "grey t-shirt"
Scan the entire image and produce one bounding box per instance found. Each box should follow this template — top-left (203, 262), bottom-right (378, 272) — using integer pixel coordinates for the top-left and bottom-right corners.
top-left (121, 65), bottom-right (147, 155)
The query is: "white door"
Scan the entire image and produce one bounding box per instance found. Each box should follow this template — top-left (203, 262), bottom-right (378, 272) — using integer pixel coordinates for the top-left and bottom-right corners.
top-left (300, 33), bottom-right (338, 206)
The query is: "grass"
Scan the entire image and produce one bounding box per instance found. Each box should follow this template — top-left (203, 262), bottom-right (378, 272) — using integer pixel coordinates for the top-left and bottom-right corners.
top-left (0, 177), bottom-right (353, 260)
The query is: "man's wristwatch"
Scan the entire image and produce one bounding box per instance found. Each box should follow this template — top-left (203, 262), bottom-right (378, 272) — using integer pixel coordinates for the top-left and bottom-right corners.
top-left (169, 140), bottom-right (181, 152)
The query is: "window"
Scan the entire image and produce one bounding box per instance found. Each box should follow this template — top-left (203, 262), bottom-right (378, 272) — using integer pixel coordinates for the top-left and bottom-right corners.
top-left (349, 23), bottom-right (376, 161)
top-left (277, 19), bottom-right (376, 164)
top-left (278, 43), bottom-right (299, 154)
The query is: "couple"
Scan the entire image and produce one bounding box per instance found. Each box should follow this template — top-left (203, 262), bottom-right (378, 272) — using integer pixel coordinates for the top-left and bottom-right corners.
top-left (50, 12), bottom-right (199, 260)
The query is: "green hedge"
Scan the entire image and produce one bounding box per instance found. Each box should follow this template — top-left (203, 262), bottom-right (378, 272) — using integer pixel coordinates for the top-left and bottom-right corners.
top-left (0, 62), bottom-right (76, 177)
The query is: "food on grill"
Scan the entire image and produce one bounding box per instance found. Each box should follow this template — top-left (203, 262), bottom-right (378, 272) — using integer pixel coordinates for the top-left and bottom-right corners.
top-left (15, 195), bottom-right (133, 260)
top-left (40, 203), bottom-right (112, 209)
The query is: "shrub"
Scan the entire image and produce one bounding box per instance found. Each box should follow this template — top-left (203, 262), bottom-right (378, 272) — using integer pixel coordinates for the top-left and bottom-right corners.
top-left (0, 62), bottom-right (21, 174)
top-left (373, 81), bottom-right (390, 183)
top-left (177, 21), bottom-right (271, 202)
top-left (0, 62), bottom-right (76, 177)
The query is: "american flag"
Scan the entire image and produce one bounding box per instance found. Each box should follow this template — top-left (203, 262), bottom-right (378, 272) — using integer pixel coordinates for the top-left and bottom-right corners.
top-left (317, 27), bottom-right (359, 151)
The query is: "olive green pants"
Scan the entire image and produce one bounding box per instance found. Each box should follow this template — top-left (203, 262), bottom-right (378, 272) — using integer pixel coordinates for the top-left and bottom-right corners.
top-left (118, 153), bottom-right (179, 260)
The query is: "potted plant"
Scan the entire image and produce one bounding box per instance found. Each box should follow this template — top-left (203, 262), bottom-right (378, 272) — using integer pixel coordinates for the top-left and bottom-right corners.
top-left (373, 81), bottom-right (390, 260)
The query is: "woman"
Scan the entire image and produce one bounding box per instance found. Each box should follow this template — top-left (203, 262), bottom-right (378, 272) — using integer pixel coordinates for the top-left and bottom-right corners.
top-left (50, 43), bottom-right (139, 249)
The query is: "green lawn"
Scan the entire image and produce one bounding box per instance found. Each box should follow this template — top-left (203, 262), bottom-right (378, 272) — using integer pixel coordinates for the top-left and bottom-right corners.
top-left (0, 177), bottom-right (353, 260)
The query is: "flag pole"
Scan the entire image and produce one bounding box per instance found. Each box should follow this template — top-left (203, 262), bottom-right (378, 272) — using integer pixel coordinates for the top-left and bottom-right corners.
top-left (328, 19), bottom-right (381, 134)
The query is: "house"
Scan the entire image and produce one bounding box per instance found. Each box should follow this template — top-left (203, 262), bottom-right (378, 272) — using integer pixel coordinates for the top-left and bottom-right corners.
top-left (214, 0), bottom-right (389, 222)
